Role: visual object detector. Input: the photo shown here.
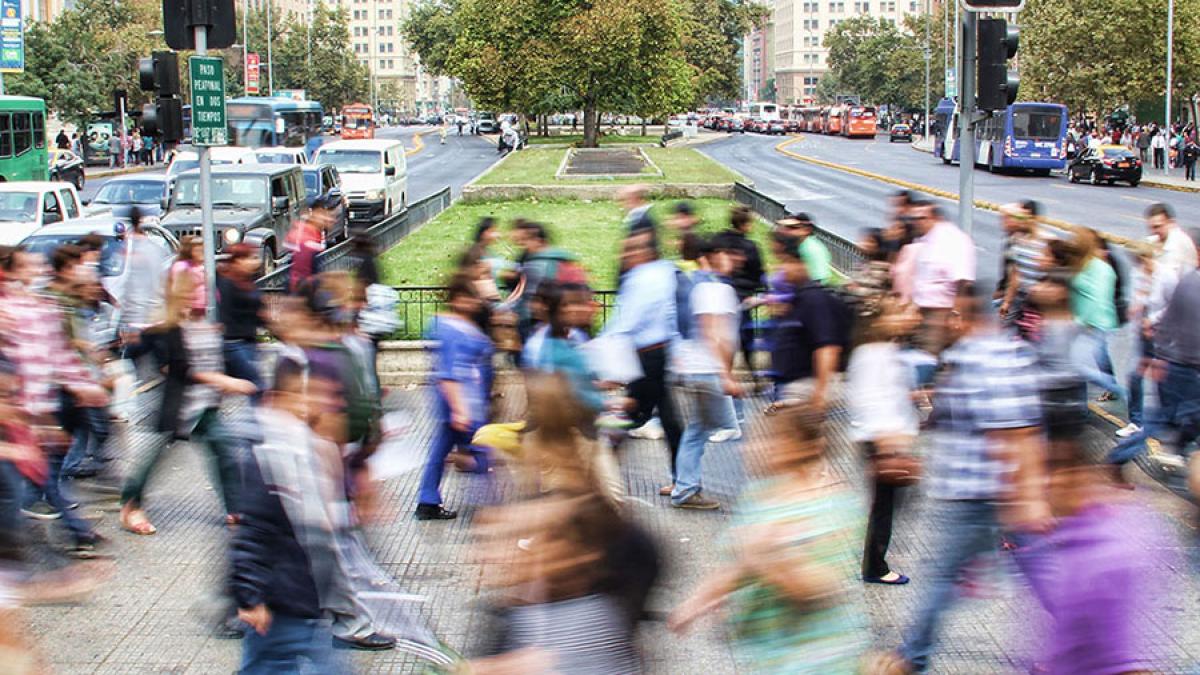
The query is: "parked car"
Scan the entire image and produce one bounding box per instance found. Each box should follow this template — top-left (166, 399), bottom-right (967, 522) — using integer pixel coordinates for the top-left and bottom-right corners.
top-left (889, 123), bottom-right (914, 143)
top-left (313, 139), bottom-right (408, 227)
top-left (162, 164), bottom-right (305, 273)
top-left (48, 149), bottom-right (86, 190)
top-left (253, 146), bottom-right (310, 165)
top-left (784, 119), bottom-right (801, 133)
top-left (767, 120), bottom-right (787, 135)
top-left (728, 117), bottom-right (745, 133)
top-left (1068, 144), bottom-right (1143, 187)
top-left (166, 146), bottom-right (258, 178)
top-left (0, 181), bottom-right (86, 246)
top-left (302, 163), bottom-right (350, 243)
top-left (83, 174), bottom-right (171, 224)
top-left (21, 216), bottom-right (179, 343)
top-left (476, 111), bottom-right (499, 134)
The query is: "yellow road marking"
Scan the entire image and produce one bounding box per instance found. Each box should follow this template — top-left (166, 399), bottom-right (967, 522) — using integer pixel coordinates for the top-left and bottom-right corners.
top-left (405, 130), bottom-right (427, 158)
top-left (773, 136), bottom-right (1139, 247)
top-left (1088, 403), bottom-right (1159, 456)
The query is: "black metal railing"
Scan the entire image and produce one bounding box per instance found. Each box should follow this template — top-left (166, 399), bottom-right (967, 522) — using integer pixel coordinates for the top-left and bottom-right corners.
top-left (256, 187), bottom-right (453, 291)
top-left (732, 182), bottom-right (867, 276)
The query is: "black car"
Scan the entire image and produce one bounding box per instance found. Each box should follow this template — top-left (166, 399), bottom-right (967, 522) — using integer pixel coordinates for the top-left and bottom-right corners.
top-left (1068, 145), bottom-right (1143, 187)
top-left (49, 149), bottom-right (85, 190)
top-left (302, 163), bottom-right (350, 243)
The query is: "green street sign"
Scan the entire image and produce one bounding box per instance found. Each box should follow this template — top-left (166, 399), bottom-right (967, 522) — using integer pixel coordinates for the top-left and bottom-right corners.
top-left (189, 55), bottom-right (227, 146)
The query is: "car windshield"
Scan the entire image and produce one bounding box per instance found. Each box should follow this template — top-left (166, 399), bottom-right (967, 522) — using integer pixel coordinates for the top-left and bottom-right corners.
top-left (0, 192), bottom-right (39, 223)
top-left (169, 159), bottom-right (199, 174)
top-left (1011, 106), bottom-right (1063, 140)
top-left (256, 152), bottom-right (297, 164)
top-left (303, 172), bottom-right (319, 197)
top-left (316, 149), bottom-right (381, 174)
top-left (1102, 148), bottom-right (1135, 159)
top-left (173, 176), bottom-right (266, 209)
top-left (93, 181), bottom-right (165, 205)
top-left (24, 234), bottom-right (125, 276)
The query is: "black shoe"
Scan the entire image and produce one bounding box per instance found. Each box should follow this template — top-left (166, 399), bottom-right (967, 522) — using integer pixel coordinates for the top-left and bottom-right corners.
top-left (414, 504), bottom-right (458, 521)
top-left (21, 502), bottom-right (62, 520)
top-left (214, 616), bottom-right (248, 640)
top-left (333, 633), bottom-right (396, 651)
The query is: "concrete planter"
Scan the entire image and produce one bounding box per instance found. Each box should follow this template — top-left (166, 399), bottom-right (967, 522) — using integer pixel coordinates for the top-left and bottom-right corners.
top-left (461, 183), bottom-right (738, 202)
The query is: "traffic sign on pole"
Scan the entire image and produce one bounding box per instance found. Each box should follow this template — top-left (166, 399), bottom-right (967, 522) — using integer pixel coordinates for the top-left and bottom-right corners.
top-left (0, 0), bottom-right (24, 73)
top-left (189, 55), bottom-right (227, 146)
top-left (245, 52), bottom-right (259, 95)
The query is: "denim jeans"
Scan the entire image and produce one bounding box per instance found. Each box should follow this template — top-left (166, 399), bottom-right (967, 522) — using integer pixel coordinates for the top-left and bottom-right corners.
top-left (668, 373), bottom-right (733, 504)
top-left (416, 396), bottom-right (487, 507)
top-left (1070, 327), bottom-right (1125, 402)
top-left (1125, 330), bottom-right (1151, 427)
top-left (121, 409), bottom-right (243, 515)
top-left (224, 340), bottom-right (263, 404)
top-left (62, 407), bottom-right (112, 479)
top-left (901, 499), bottom-right (1002, 671)
top-left (23, 452), bottom-right (95, 546)
top-left (1108, 361), bottom-right (1200, 465)
top-left (239, 614), bottom-right (338, 674)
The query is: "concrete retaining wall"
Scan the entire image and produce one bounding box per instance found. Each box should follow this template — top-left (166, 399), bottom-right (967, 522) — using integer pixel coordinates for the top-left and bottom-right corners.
top-left (461, 183), bottom-right (738, 202)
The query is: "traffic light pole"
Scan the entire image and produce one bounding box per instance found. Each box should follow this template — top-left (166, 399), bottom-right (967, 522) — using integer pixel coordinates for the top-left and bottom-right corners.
top-left (195, 24), bottom-right (218, 322)
top-left (958, 10), bottom-right (977, 237)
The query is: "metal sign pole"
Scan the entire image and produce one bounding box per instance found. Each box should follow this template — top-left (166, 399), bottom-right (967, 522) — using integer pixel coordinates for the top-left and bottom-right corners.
top-left (195, 24), bottom-right (217, 322)
top-left (958, 10), bottom-right (977, 236)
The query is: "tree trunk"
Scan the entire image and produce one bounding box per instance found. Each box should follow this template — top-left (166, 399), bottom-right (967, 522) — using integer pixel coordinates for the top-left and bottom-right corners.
top-left (641, 119), bottom-right (647, 137)
top-left (583, 107), bottom-right (599, 148)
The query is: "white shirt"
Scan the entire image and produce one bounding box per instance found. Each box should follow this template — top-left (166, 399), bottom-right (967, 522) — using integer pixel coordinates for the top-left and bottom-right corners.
top-left (1156, 226), bottom-right (1199, 280)
top-left (1151, 134), bottom-right (1166, 149)
top-left (672, 279), bottom-right (739, 375)
top-left (847, 342), bottom-right (920, 441)
top-left (912, 221), bottom-right (976, 309)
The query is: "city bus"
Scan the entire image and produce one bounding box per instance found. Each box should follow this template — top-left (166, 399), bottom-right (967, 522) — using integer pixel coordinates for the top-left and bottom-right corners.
top-left (226, 96), bottom-right (325, 156)
top-left (0, 96), bottom-right (49, 182)
top-left (746, 101), bottom-right (780, 122)
top-left (936, 99), bottom-right (1069, 175)
top-left (823, 106), bottom-right (845, 135)
top-left (841, 105), bottom-right (878, 138)
top-left (341, 103), bottom-right (375, 140)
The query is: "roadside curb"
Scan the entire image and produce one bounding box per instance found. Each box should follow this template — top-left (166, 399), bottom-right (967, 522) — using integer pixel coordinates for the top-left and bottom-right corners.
top-left (773, 136), bottom-right (1139, 247)
top-left (85, 165), bottom-right (156, 179)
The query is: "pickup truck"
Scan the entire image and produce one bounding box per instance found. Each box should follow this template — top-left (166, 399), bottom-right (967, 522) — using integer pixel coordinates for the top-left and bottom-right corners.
top-left (0, 181), bottom-right (87, 246)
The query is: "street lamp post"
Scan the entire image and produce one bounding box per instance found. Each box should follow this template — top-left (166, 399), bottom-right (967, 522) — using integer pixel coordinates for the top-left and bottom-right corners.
top-left (242, 0), bottom-right (248, 94)
top-left (1164, 0), bottom-right (1174, 176)
top-left (267, 0), bottom-right (274, 95)
top-left (923, 0), bottom-right (931, 138)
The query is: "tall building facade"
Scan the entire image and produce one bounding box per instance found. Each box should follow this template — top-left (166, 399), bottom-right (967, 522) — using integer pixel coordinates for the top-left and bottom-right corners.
top-left (21, 0), bottom-right (73, 22)
top-left (742, 21), bottom-right (775, 102)
top-left (342, 0), bottom-right (420, 112)
top-left (755, 0), bottom-right (922, 105)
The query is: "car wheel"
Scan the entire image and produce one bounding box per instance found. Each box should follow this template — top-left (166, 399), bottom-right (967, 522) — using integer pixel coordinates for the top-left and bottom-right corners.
top-left (1090, 169), bottom-right (1101, 185)
top-left (1130, 180), bottom-right (1140, 187)
top-left (1069, 169), bottom-right (1079, 183)
top-left (1107, 179), bottom-right (1115, 185)
top-left (74, 171), bottom-right (84, 190)
top-left (260, 243), bottom-right (276, 276)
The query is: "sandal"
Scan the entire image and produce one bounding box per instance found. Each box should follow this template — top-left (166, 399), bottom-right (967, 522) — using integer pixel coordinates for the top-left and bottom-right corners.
top-left (119, 507), bottom-right (157, 536)
top-left (764, 402), bottom-right (781, 416)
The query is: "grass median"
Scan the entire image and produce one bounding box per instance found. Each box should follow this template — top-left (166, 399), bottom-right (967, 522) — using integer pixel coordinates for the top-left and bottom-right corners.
top-left (379, 196), bottom-right (770, 289)
top-left (524, 133), bottom-right (662, 146)
top-left (472, 147), bottom-right (744, 186)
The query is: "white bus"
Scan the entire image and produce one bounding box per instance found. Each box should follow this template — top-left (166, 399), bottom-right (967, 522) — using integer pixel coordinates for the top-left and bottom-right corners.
top-left (746, 101), bottom-right (780, 121)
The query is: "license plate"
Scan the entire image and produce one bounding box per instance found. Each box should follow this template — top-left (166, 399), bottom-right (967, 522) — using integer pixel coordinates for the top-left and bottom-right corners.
top-left (1117, 162), bottom-right (1129, 168)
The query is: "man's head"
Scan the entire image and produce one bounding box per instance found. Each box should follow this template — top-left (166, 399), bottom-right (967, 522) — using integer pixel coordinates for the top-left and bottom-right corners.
top-left (617, 185), bottom-right (649, 212)
top-left (911, 201), bottom-right (940, 236)
top-left (5, 247), bottom-right (43, 287)
top-left (999, 202), bottom-right (1036, 235)
top-left (305, 196), bottom-right (336, 231)
top-left (669, 201), bottom-right (698, 233)
top-left (776, 211), bottom-right (815, 241)
top-left (948, 283), bottom-right (987, 342)
top-left (620, 230), bottom-right (657, 271)
top-left (516, 221), bottom-right (549, 253)
top-left (729, 205), bottom-right (753, 234)
top-left (698, 237), bottom-right (734, 277)
top-left (1146, 202), bottom-right (1175, 241)
top-left (446, 271), bottom-right (482, 319)
top-left (52, 244), bottom-right (83, 284)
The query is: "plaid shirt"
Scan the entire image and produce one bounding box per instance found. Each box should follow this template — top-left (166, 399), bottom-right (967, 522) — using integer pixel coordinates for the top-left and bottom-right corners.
top-left (927, 332), bottom-right (1042, 501)
top-left (0, 284), bottom-right (94, 418)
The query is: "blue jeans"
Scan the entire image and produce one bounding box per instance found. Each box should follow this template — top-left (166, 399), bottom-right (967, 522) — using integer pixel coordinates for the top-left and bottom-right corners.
top-left (1070, 327), bottom-right (1125, 402)
top-left (62, 407), bottom-right (111, 479)
top-left (668, 373), bottom-right (733, 504)
top-left (22, 453), bottom-right (95, 546)
top-left (1108, 361), bottom-right (1200, 465)
top-left (417, 397), bottom-right (487, 506)
top-left (239, 615), bottom-right (338, 674)
top-left (901, 499), bottom-right (1002, 671)
top-left (1125, 330), bottom-right (1154, 427)
top-left (224, 340), bottom-right (263, 404)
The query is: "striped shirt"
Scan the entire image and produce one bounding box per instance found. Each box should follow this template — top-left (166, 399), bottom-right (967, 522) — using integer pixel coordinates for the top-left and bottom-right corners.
top-left (504, 595), bottom-right (640, 674)
top-left (927, 333), bottom-right (1042, 501)
top-left (1004, 232), bottom-right (1048, 295)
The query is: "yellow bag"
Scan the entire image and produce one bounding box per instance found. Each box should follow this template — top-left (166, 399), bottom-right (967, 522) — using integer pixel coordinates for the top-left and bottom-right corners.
top-left (472, 421), bottom-right (526, 460)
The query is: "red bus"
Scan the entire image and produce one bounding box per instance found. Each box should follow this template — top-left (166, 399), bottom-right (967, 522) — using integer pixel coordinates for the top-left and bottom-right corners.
top-left (824, 106), bottom-right (845, 135)
top-left (340, 103), bottom-right (375, 140)
top-left (842, 106), bottom-right (878, 138)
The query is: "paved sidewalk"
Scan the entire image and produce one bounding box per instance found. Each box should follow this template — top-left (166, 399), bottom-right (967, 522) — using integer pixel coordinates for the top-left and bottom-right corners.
top-left (23, 381), bottom-right (1200, 674)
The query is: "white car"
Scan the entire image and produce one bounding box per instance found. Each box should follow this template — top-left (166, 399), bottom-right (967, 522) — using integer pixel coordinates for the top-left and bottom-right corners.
top-left (253, 146), bottom-right (310, 165)
top-left (0, 181), bottom-right (86, 246)
top-left (312, 139), bottom-right (407, 227)
top-left (166, 146), bottom-right (258, 178)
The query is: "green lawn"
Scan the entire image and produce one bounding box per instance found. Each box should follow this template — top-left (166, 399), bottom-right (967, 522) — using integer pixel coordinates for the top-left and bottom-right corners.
top-left (379, 197), bottom-right (771, 290)
top-left (472, 147), bottom-right (744, 186)
top-left (525, 133), bottom-right (662, 146)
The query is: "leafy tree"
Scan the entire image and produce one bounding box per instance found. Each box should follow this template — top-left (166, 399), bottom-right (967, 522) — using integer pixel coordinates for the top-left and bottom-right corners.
top-left (820, 11), bottom-right (946, 112)
top-left (1021, 0), bottom-right (1200, 117)
top-left (272, 4), bottom-right (370, 110)
top-left (680, 0), bottom-right (770, 105)
top-left (401, 0), bottom-right (460, 77)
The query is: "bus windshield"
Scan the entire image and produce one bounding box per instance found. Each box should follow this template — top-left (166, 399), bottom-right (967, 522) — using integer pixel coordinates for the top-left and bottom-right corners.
top-left (174, 176), bottom-right (266, 210)
top-left (1011, 106), bottom-right (1063, 140)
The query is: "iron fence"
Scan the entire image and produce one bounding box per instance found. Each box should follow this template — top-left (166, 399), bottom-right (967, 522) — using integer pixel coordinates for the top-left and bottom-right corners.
top-left (733, 182), bottom-right (867, 275)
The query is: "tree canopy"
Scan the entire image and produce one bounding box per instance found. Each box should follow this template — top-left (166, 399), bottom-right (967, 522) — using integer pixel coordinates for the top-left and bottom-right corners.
top-left (821, 12), bottom-right (945, 111)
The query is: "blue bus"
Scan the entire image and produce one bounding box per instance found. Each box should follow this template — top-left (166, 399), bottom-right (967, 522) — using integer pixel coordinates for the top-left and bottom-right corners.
top-left (935, 100), bottom-right (1069, 176)
top-left (226, 96), bottom-right (325, 156)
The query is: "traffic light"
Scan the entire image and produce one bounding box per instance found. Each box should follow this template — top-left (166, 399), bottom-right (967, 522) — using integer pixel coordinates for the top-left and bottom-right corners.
top-left (139, 51), bottom-right (184, 142)
top-left (162, 0), bottom-right (237, 51)
top-left (977, 18), bottom-right (1019, 111)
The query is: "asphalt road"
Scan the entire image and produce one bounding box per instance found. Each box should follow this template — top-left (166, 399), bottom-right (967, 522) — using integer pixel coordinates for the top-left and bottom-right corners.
top-left (699, 131), bottom-right (1200, 287)
top-left (80, 125), bottom-right (498, 205)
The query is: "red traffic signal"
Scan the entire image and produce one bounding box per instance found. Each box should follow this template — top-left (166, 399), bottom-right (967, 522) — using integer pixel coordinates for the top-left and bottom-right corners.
top-left (960, 0), bottom-right (1025, 10)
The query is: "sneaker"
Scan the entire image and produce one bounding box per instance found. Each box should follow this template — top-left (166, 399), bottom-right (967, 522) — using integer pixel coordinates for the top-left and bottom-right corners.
top-left (1115, 423), bottom-right (1142, 438)
top-left (629, 418), bottom-right (664, 440)
top-left (21, 502), bottom-right (62, 520)
top-left (708, 428), bottom-right (742, 443)
top-left (1097, 391), bottom-right (1117, 402)
top-left (672, 494), bottom-right (721, 510)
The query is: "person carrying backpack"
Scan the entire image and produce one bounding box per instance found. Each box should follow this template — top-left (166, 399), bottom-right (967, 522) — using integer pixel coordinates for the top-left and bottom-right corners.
top-left (767, 237), bottom-right (851, 413)
top-left (666, 237), bottom-right (741, 510)
top-left (513, 221), bottom-right (584, 342)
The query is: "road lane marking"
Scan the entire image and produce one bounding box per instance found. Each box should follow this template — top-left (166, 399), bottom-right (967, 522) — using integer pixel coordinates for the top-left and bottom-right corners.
top-left (1049, 183), bottom-right (1076, 190)
top-left (1121, 195), bottom-right (1157, 204)
top-left (774, 136), bottom-right (1138, 246)
top-left (404, 131), bottom-right (427, 157)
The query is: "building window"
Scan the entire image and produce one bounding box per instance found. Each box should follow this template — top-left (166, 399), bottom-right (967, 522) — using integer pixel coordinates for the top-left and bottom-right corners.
top-left (854, 1), bottom-right (870, 12)
top-left (829, 1), bottom-right (845, 11)
top-left (885, 1), bottom-right (896, 11)
top-left (910, 1), bottom-right (918, 10)
top-left (802, 18), bottom-right (819, 30)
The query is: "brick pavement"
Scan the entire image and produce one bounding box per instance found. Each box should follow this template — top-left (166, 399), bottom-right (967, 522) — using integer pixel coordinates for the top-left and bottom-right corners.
top-left (22, 380), bottom-right (1200, 674)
